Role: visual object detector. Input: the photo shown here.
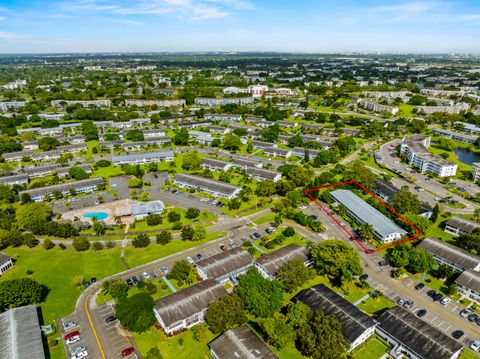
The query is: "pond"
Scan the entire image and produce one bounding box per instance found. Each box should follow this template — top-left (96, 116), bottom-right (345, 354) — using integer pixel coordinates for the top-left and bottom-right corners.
top-left (454, 148), bottom-right (480, 166)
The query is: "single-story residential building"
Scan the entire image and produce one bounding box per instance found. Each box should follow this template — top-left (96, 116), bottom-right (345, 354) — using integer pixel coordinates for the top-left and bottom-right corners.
top-left (2, 150), bottom-right (34, 162)
top-left (209, 325), bottom-right (278, 359)
top-left (255, 244), bottom-right (310, 279)
top-left (208, 125), bottom-right (230, 135)
top-left (189, 131), bottom-right (214, 145)
top-left (174, 173), bottom-right (242, 199)
top-left (0, 253), bottom-right (13, 275)
top-left (154, 279), bottom-right (227, 335)
top-left (263, 147), bottom-right (292, 158)
top-left (417, 237), bottom-right (480, 273)
top-left (57, 143), bottom-right (87, 154)
top-left (30, 150), bottom-right (61, 162)
top-left (247, 167), bottom-right (282, 182)
top-left (201, 158), bottom-right (232, 172)
top-left (376, 307), bottom-right (462, 359)
top-left (143, 129), bottom-right (166, 138)
top-left (131, 200), bottom-right (165, 220)
top-left (251, 140), bottom-right (276, 150)
top-left (112, 151), bottom-right (174, 165)
top-left (0, 174), bottom-right (28, 186)
top-left (291, 147), bottom-right (321, 159)
top-left (196, 248), bottom-right (253, 283)
top-left (18, 177), bottom-right (104, 202)
top-left (455, 269), bottom-right (480, 303)
top-left (231, 158), bottom-right (263, 169)
top-left (330, 189), bottom-right (407, 242)
top-left (204, 114), bottom-right (242, 121)
top-left (444, 216), bottom-right (480, 236)
top-left (295, 284), bottom-right (376, 351)
top-left (0, 304), bottom-right (46, 359)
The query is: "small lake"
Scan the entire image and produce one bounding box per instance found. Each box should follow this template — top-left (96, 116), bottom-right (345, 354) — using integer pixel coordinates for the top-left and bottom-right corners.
top-left (454, 148), bottom-right (480, 166)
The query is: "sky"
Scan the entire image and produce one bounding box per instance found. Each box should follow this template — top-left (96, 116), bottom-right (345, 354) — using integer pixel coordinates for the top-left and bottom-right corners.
top-left (0, 0), bottom-right (480, 53)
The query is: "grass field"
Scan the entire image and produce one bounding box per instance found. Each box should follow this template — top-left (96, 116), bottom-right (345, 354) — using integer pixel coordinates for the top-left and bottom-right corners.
top-left (460, 349), bottom-right (480, 359)
top-left (351, 336), bottom-right (390, 359)
top-left (357, 295), bottom-right (396, 316)
top-left (398, 103), bottom-right (415, 117)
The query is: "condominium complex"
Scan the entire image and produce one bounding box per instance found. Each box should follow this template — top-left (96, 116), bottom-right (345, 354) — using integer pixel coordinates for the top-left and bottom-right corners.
top-left (194, 97), bottom-right (254, 106)
top-left (51, 99), bottom-right (111, 108)
top-left (400, 135), bottom-right (457, 177)
top-left (124, 99), bottom-right (185, 107)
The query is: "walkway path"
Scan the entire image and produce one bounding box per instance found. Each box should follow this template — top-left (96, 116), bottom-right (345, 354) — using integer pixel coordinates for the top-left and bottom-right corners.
top-left (162, 277), bottom-right (177, 293)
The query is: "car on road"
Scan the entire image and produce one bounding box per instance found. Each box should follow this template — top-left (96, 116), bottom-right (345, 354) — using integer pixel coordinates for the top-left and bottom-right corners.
top-left (66, 335), bottom-right (80, 345)
top-left (403, 300), bottom-right (414, 310)
top-left (460, 309), bottom-right (472, 318)
top-left (121, 347), bottom-right (135, 357)
top-left (71, 350), bottom-right (88, 359)
top-left (414, 283), bottom-right (425, 290)
top-left (452, 330), bottom-right (464, 340)
top-left (106, 315), bottom-right (117, 323)
top-left (142, 271), bottom-right (150, 279)
top-left (64, 331), bottom-right (80, 340)
top-left (63, 321), bottom-right (78, 331)
top-left (440, 297), bottom-right (451, 305)
top-left (71, 346), bottom-right (87, 356)
top-left (470, 340), bottom-right (480, 352)
top-left (468, 313), bottom-right (479, 322)
top-left (378, 260), bottom-right (389, 266)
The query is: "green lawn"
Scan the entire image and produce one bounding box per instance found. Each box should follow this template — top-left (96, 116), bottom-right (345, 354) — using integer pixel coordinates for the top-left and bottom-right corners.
top-left (253, 213), bottom-right (277, 225)
top-left (0, 246), bottom-right (124, 359)
top-left (398, 103), bottom-right (415, 117)
top-left (460, 349), bottom-right (480, 359)
top-left (357, 295), bottom-right (396, 317)
top-left (351, 336), bottom-right (390, 359)
top-left (133, 326), bottom-right (215, 359)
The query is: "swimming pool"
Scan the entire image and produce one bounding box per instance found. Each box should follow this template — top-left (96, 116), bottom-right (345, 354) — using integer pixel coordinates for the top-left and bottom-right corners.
top-left (83, 211), bottom-right (109, 221)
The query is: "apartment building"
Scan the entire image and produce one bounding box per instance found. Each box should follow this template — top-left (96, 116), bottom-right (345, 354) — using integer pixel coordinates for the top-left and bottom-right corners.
top-left (124, 99), bottom-right (185, 107)
top-left (174, 173), bottom-right (242, 199)
top-left (194, 97), bottom-right (254, 106)
top-left (0, 101), bottom-right (27, 112)
top-left (358, 99), bottom-right (399, 115)
top-left (112, 151), bottom-right (174, 165)
top-left (431, 128), bottom-right (477, 145)
top-left (400, 135), bottom-right (457, 177)
top-left (51, 99), bottom-right (111, 108)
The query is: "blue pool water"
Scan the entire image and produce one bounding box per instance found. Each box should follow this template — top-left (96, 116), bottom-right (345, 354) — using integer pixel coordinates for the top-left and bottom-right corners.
top-left (83, 211), bottom-right (108, 221)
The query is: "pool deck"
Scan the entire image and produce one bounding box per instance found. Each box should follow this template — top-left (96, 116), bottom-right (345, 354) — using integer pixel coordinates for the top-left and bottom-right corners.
top-left (61, 199), bottom-right (134, 225)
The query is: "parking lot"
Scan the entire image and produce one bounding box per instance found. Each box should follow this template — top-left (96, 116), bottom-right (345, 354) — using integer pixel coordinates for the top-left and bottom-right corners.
top-left (52, 192), bottom-right (115, 213)
top-left (60, 313), bottom-right (92, 359)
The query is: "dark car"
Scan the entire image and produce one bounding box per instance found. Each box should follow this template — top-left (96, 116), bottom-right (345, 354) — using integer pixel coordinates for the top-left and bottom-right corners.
top-left (433, 293), bottom-right (443, 301)
top-left (91, 277), bottom-right (97, 283)
top-left (126, 278), bottom-right (133, 287)
top-left (106, 315), bottom-right (117, 323)
top-left (417, 309), bottom-right (427, 317)
top-left (359, 274), bottom-right (369, 281)
top-left (64, 331), bottom-right (80, 340)
top-left (468, 313), bottom-right (479, 322)
top-left (426, 290), bottom-right (436, 297)
top-left (196, 253), bottom-right (203, 260)
top-left (378, 260), bottom-right (389, 266)
top-left (220, 245), bottom-right (227, 251)
top-left (452, 330), bottom-right (464, 340)
top-left (254, 232), bottom-right (262, 239)
top-left (476, 318), bottom-right (480, 326)
top-left (415, 283), bottom-right (425, 290)
top-left (131, 276), bottom-right (139, 285)
top-left (403, 300), bottom-right (414, 310)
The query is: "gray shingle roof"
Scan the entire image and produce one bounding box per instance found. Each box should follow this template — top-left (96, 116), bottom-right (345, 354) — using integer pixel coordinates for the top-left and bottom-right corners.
top-left (174, 173), bottom-right (241, 196)
top-left (417, 237), bottom-right (480, 271)
top-left (208, 325), bottom-right (278, 359)
top-left (255, 244), bottom-right (309, 277)
top-left (445, 217), bottom-right (480, 234)
top-left (330, 189), bottom-right (407, 239)
top-left (18, 177), bottom-right (104, 197)
top-left (373, 178), bottom-right (399, 199)
top-left (0, 252), bottom-right (12, 265)
top-left (0, 305), bottom-right (46, 359)
top-left (455, 269), bottom-right (480, 293)
top-left (196, 248), bottom-right (253, 279)
top-left (295, 284), bottom-right (376, 344)
top-left (154, 279), bottom-right (227, 328)
top-left (112, 150), bottom-right (174, 163)
top-left (377, 307), bottom-right (462, 359)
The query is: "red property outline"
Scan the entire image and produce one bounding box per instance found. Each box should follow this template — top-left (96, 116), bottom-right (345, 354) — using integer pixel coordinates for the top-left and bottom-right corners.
top-left (304, 179), bottom-right (424, 254)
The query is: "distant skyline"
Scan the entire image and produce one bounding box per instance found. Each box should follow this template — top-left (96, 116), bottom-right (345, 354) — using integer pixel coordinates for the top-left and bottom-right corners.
top-left (1, 0), bottom-right (480, 54)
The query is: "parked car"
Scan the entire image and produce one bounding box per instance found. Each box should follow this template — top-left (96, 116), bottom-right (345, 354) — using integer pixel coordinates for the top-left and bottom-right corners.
top-left (131, 276), bottom-right (139, 285)
top-left (452, 330), bottom-right (464, 340)
top-left (220, 245), bottom-right (227, 251)
top-left (106, 315), bottom-right (117, 323)
top-left (253, 232), bottom-right (262, 239)
top-left (403, 300), bottom-right (414, 310)
top-left (196, 253), bottom-right (203, 260)
top-left (142, 271), bottom-right (150, 279)
top-left (161, 266), bottom-right (169, 274)
top-left (440, 297), bottom-right (451, 305)
top-left (63, 321), bottom-right (78, 331)
top-left (414, 283), bottom-right (425, 290)
top-left (126, 278), bottom-right (133, 287)
top-left (426, 290), bottom-right (436, 297)
top-left (71, 350), bottom-right (88, 359)
top-left (71, 346), bottom-right (87, 356)
top-left (378, 260), bottom-right (389, 266)
top-left (66, 335), bottom-right (81, 345)
top-left (468, 313), bottom-right (479, 322)
top-left (433, 293), bottom-right (443, 301)
top-left (265, 227), bottom-right (276, 234)
top-left (359, 274), bottom-right (368, 281)
top-left (91, 277), bottom-right (97, 283)
top-left (460, 309), bottom-right (472, 318)
top-left (397, 299), bottom-right (406, 306)
top-left (122, 347), bottom-right (135, 357)
top-left (64, 331), bottom-right (80, 340)
top-left (249, 234), bottom-right (257, 240)
top-left (470, 340), bottom-right (480, 352)
top-left (417, 309), bottom-right (427, 318)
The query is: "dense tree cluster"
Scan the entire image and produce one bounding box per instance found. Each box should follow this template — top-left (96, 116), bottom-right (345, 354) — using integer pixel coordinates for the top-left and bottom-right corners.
top-left (0, 278), bottom-right (48, 312)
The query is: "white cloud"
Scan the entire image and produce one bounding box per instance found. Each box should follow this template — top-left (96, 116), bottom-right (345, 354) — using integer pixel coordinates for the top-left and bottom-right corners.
top-left (0, 31), bottom-right (27, 40)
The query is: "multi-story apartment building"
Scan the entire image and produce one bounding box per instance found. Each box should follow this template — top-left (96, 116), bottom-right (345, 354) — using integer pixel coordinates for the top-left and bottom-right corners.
top-left (400, 135), bottom-right (457, 177)
top-left (51, 99), bottom-right (110, 108)
top-left (194, 97), bottom-right (254, 106)
top-left (124, 99), bottom-right (185, 107)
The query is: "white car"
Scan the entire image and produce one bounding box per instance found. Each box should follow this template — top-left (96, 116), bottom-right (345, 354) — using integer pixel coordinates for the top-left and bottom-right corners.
top-left (71, 346), bottom-right (87, 356)
top-left (470, 340), bottom-right (480, 352)
top-left (142, 271), bottom-right (150, 279)
top-left (63, 321), bottom-right (78, 331)
top-left (71, 350), bottom-right (88, 359)
top-left (440, 297), bottom-right (451, 305)
top-left (66, 335), bottom-right (80, 345)
top-left (186, 257), bottom-right (195, 265)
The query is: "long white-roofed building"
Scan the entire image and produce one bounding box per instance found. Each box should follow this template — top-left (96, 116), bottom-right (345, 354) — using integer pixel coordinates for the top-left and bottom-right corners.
top-left (174, 173), bottom-right (242, 199)
top-left (330, 189), bottom-right (407, 242)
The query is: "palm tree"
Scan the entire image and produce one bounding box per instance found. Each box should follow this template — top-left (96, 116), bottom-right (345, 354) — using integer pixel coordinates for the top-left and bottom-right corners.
top-left (358, 223), bottom-right (375, 242)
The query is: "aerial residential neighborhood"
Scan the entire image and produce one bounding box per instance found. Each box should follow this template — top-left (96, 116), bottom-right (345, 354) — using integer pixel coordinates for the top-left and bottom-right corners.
top-left (1, 1), bottom-right (480, 359)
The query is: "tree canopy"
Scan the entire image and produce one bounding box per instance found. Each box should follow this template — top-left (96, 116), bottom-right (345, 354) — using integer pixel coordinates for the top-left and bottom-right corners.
top-left (205, 293), bottom-right (247, 334)
top-left (115, 292), bottom-right (156, 333)
top-left (0, 278), bottom-right (48, 312)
